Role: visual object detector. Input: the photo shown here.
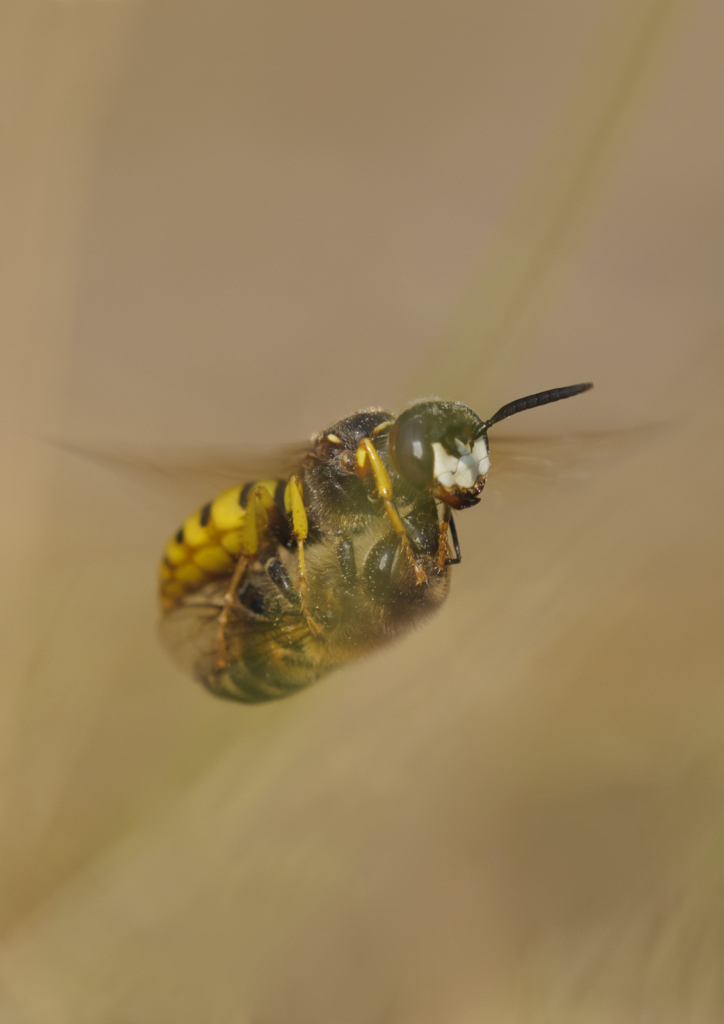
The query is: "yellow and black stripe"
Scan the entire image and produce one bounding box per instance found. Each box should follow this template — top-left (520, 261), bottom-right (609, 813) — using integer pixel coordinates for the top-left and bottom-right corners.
top-left (159, 478), bottom-right (284, 606)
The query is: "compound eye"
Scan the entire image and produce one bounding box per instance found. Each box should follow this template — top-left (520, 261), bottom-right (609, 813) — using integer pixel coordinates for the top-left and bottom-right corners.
top-left (390, 414), bottom-right (434, 490)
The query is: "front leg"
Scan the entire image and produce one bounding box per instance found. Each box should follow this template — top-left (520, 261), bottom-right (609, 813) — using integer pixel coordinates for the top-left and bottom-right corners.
top-left (445, 511), bottom-right (461, 566)
top-left (437, 507), bottom-right (462, 568)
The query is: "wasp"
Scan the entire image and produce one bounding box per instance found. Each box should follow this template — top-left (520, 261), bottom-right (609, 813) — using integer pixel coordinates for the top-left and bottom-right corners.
top-left (159, 383), bottom-right (592, 703)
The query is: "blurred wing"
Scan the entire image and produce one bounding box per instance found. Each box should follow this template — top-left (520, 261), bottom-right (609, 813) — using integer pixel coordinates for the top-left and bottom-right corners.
top-left (159, 598), bottom-right (222, 680)
top-left (159, 592), bottom-right (255, 702)
top-left (52, 427), bottom-right (658, 509)
top-left (52, 440), bottom-right (312, 508)
top-left (487, 425), bottom-right (661, 491)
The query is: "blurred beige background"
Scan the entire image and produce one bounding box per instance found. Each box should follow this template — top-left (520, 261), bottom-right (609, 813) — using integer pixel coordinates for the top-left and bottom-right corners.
top-left (1, 1), bottom-right (723, 1021)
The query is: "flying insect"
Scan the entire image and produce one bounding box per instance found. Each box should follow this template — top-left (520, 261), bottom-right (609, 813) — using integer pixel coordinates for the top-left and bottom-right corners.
top-left (159, 383), bottom-right (592, 703)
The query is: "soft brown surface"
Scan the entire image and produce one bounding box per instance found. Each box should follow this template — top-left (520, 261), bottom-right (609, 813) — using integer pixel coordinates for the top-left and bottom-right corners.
top-left (1, 1), bottom-right (723, 1021)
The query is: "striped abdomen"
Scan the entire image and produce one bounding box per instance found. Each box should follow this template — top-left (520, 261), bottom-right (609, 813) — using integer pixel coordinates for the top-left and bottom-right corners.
top-left (159, 477), bottom-right (285, 606)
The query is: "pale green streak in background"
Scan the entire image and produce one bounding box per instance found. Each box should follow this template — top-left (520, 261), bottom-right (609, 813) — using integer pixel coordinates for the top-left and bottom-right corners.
top-left (406, 0), bottom-right (693, 410)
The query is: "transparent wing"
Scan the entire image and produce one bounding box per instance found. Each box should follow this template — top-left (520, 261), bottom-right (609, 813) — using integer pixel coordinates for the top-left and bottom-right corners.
top-left (158, 596), bottom-right (223, 681)
top-left (53, 427), bottom-right (656, 510)
top-left (159, 584), bottom-right (322, 704)
top-left (51, 440), bottom-right (313, 509)
top-left (159, 591), bottom-right (260, 702)
top-left (487, 425), bottom-right (660, 492)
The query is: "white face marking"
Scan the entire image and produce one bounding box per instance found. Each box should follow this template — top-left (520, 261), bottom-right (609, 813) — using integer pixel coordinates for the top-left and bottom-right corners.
top-left (472, 435), bottom-right (491, 476)
top-left (431, 442), bottom-right (458, 477)
top-left (432, 438), bottom-right (490, 491)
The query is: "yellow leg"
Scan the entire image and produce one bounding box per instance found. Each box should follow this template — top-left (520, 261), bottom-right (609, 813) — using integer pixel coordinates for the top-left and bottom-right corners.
top-left (356, 439), bottom-right (426, 584)
top-left (215, 484), bottom-right (278, 670)
top-left (284, 474), bottom-right (322, 634)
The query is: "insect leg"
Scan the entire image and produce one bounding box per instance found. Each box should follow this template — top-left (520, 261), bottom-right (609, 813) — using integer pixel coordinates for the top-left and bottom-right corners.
top-left (362, 534), bottom-right (399, 598)
top-left (355, 438), bottom-right (426, 584)
top-left (215, 483), bottom-right (279, 670)
top-left (445, 512), bottom-right (462, 566)
top-left (215, 552), bottom-right (251, 670)
top-left (284, 474), bottom-right (322, 634)
top-left (265, 557), bottom-right (301, 606)
top-left (436, 506), bottom-right (462, 567)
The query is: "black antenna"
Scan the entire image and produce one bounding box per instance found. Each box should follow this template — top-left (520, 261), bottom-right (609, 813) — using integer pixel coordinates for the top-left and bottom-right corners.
top-left (482, 382), bottom-right (593, 430)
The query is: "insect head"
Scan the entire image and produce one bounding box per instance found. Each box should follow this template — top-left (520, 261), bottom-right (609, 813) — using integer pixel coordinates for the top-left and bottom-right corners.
top-left (389, 383), bottom-right (592, 510)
